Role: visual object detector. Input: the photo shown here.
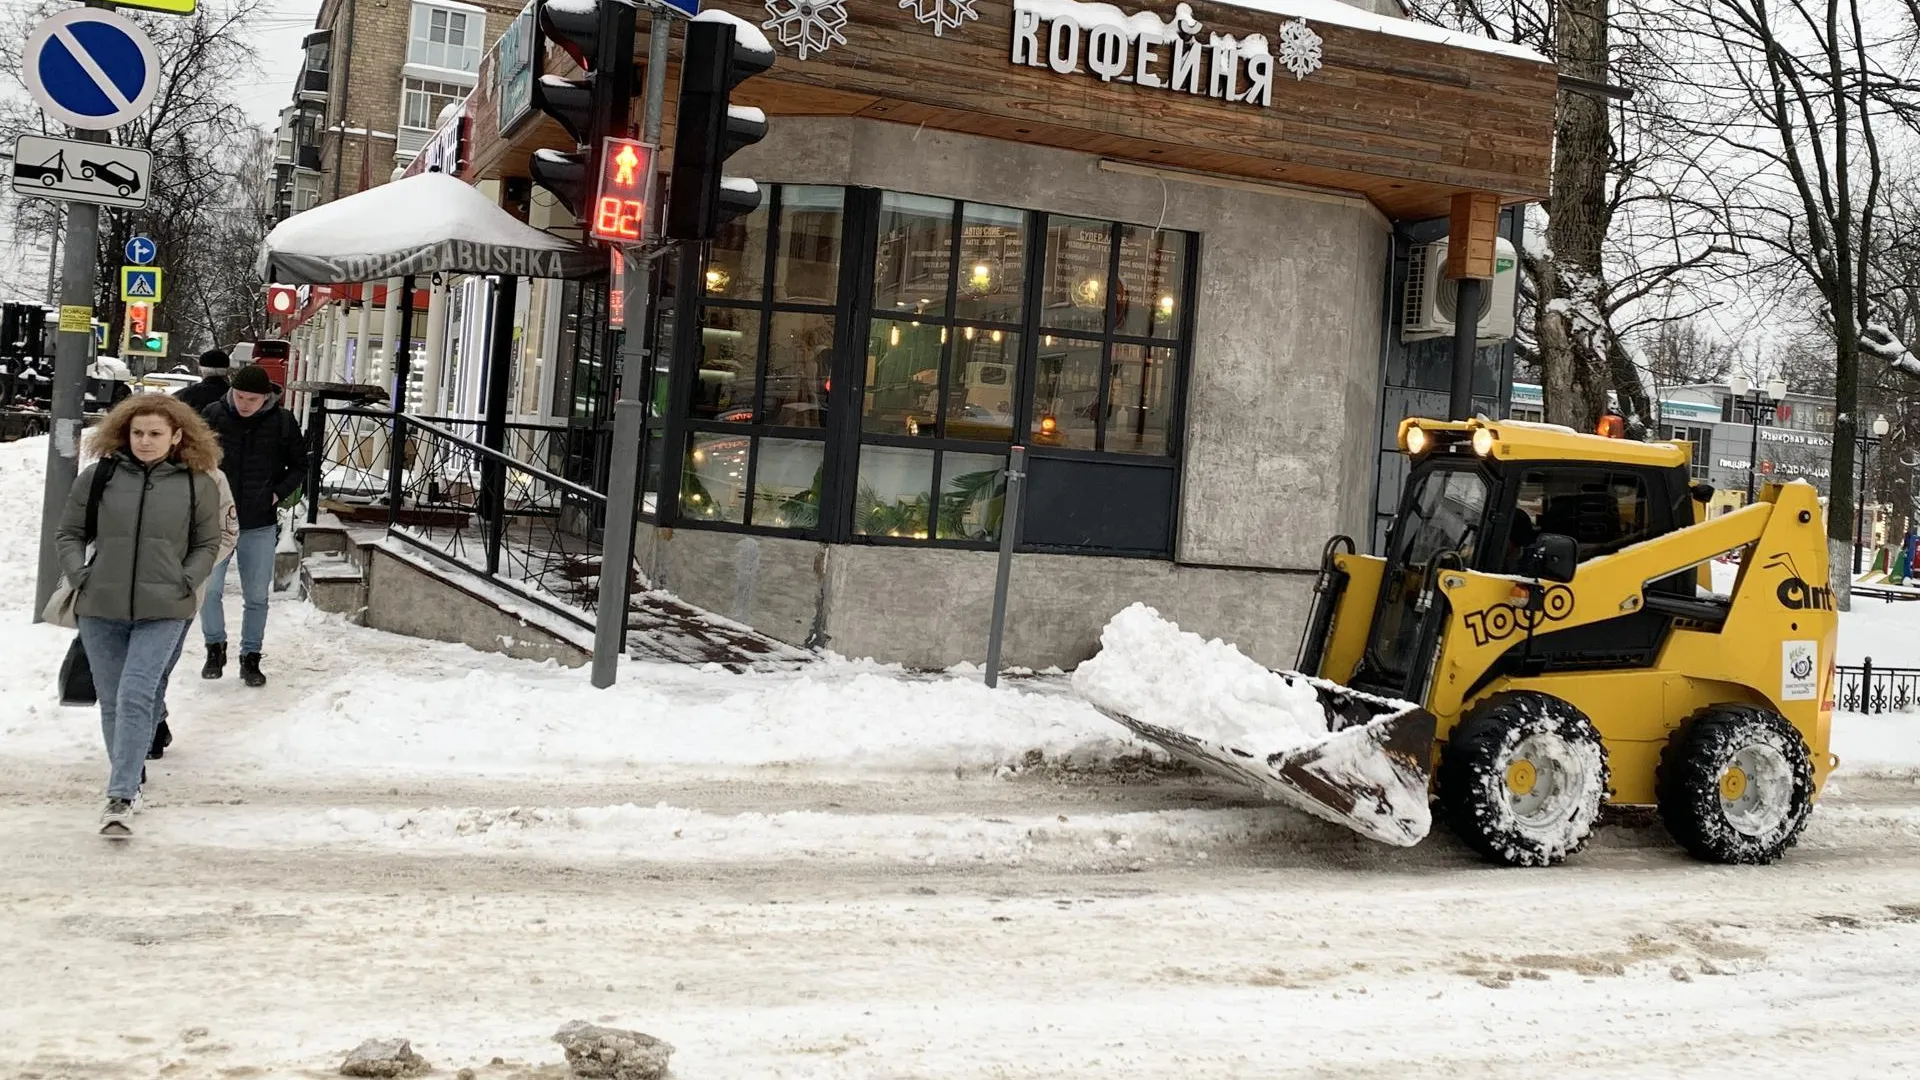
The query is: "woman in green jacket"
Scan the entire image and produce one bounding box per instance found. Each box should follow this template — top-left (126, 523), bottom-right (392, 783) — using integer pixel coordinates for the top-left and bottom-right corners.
top-left (55, 394), bottom-right (223, 837)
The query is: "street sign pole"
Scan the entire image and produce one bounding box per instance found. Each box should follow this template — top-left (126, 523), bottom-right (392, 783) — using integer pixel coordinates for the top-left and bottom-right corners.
top-left (591, 11), bottom-right (674, 688)
top-left (34, 127), bottom-right (106, 621)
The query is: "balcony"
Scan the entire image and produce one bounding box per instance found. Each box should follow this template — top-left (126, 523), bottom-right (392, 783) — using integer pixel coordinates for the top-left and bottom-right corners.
top-left (299, 66), bottom-right (330, 99)
top-left (296, 144), bottom-right (322, 172)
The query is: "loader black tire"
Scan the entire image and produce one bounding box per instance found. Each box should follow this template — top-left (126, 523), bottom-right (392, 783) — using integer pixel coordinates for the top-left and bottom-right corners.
top-left (1657, 705), bottom-right (1814, 865)
top-left (1438, 691), bottom-right (1609, 867)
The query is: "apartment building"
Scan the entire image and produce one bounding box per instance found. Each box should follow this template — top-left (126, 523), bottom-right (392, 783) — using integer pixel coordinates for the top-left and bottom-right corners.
top-left (271, 0), bottom-right (524, 220)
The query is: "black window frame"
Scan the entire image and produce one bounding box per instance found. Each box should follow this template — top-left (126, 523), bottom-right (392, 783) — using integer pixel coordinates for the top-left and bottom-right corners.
top-left (654, 184), bottom-right (1200, 558)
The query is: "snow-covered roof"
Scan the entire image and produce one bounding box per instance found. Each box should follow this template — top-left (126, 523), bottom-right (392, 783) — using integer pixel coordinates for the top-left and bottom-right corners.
top-left (1204, 0), bottom-right (1545, 63)
top-left (257, 173), bottom-right (603, 285)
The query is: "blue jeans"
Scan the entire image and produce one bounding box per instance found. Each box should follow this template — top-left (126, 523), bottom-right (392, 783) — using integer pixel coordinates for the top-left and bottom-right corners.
top-left (79, 616), bottom-right (190, 800)
top-left (156, 618), bottom-right (192, 725)
top-left (202, 525), bottom-right (277, 654)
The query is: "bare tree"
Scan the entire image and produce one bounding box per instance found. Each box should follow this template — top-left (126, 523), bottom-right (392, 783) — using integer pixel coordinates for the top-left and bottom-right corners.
top-left (1653, 0), bottom-right (1902, 606)
top-left (1407, 0), bottom-right (1744, 434)
top-left (0, 1), bottom-right (269, 363)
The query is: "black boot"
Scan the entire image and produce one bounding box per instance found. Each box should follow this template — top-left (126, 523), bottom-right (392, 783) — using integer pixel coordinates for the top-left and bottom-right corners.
top-left (202, 643), bottom-right (227, 680)
top-left (147, 719), bottom-right (171, 760)
top-left (239, 652), bottom-right (266, 688)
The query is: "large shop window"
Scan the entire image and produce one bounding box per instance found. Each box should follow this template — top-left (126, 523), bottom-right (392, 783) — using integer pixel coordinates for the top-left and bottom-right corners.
top-left (681, 186), bottom-right (843, 529)
top-left (666, 185), bottom-right (1196, 556)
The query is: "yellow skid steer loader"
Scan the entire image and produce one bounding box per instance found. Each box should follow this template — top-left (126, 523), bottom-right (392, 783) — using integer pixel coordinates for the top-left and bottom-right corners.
top-left (1100, 417), bottom-right (1838, 867)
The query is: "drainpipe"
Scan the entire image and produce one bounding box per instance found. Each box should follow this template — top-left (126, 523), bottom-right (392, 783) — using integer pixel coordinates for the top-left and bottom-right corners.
top-left (331, 0), bottom-right (356, 201)
top-left (420, 275), bottom-right (448, 416)
top-left (353, 290), bottom-right (373, 383)
top-left (380, 275), bottom-right (402, 387)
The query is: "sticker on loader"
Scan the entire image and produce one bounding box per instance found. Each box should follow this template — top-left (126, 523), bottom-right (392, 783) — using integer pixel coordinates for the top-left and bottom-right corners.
top-left (1463, 585), bottom-right (1574, 647)
top-left (1781, 640), bottom-right (1818, 701)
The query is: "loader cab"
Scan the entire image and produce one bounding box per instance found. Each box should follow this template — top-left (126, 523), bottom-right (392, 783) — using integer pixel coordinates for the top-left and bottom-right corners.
top-left (1355, 424), bottom-right (1699, 702)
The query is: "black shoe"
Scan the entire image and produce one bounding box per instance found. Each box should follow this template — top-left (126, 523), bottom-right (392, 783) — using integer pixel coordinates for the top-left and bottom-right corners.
top-left (147, 719), bottom-right (171, 760)
top-left (239, 653), bottom-right (266, 688)
top-left (202, 643), bottom-right (227, 680)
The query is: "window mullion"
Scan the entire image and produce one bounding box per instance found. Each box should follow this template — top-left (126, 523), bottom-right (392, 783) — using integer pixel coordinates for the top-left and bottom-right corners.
top-left (1094, 224), bottom-right (1121, 453)
top-left (936, 201), bottom-right (964, 439)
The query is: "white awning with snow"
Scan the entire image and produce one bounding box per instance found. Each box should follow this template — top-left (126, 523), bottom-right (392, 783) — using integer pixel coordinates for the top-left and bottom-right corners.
top-left (257, 173), bottom-right (603, 285)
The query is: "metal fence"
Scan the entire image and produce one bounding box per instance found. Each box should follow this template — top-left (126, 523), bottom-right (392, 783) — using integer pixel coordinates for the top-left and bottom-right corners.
top-left (305, 401), bottom-right (614, 623)
top-left (1834, 661), bottom-right (1920, 715)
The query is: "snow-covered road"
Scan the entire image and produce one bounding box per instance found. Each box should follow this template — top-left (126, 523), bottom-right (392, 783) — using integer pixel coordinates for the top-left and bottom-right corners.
top-left (6, 439), bottom-right (1920, 1077)
top-left (6, 770), bottom-right (1920, 1078)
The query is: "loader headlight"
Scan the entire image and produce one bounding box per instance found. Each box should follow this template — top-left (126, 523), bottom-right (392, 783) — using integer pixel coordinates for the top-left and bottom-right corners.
top-left (1472, 428), bottom-right (1496, 457)
top-left (1405, 425), bottom-right (1429, 455)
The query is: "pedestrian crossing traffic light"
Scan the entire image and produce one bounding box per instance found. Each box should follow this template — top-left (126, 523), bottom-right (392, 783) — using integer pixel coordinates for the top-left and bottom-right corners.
top-left (123, 301), bottom-right (164, 354)
top-left (666, 14), bottom-right (775, 242)
top-left (528, 0), bottom-right (637, 220)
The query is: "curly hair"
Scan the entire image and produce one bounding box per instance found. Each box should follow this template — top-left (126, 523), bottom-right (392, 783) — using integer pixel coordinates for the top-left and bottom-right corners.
top-left (88, 393), bottom-right (224, 473)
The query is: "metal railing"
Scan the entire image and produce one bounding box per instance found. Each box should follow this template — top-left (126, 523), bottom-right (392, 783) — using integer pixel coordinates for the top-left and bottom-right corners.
top-left (1834, 661), bottom-right (1920, 715)
top-left (304, 400), bottom-right (614, 624)
top-left (385, 416), bottom-right (609, 620)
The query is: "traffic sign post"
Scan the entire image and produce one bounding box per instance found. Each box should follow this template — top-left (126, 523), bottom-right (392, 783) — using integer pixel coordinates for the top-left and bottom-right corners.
top-left (9, 134), bottom-right (151, 210)
top-left (23, 9), bottom-right (161, 131)
top-left (121, 266), bottom-right (164, 302)
top-left (125, 235), bottom-right (156, 265)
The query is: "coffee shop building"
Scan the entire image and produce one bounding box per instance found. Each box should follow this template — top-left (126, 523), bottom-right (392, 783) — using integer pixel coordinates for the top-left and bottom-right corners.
top-left (443, 0), bottom-right (1556, 668)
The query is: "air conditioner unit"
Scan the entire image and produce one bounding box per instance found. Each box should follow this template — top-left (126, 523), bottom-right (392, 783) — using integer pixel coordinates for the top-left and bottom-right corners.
top-left (1401, 236), bottom-right (1519, 345)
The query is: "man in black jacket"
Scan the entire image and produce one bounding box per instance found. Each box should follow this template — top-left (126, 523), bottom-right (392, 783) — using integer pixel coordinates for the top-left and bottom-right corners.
top-left (174, 349), bottom-right (232, 411)
top-left (199, 364), bottom-right (307, 687)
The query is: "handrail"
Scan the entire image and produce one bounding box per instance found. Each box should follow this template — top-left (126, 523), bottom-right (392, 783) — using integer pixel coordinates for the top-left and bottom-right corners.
top-left (400, 415), bottom-right (606, 505)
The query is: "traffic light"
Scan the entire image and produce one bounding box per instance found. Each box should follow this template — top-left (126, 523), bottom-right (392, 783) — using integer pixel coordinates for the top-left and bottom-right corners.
top-left (667, 15), bottom-right (775, 242)
top-left (528, 0), bottom-right (637, 219)
top-left (125, 301), bottom-right (162, 353)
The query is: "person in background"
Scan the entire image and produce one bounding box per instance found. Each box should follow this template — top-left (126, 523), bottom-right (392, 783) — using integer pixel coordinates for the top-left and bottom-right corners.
top-left (54, 394), bottom-right (222, 836)
top-left (174, 349), bottom-right (232, 411)
top-left (147, 466), bottom-right (239, 760)
top-left (199, 364), bottom-right (307, 687)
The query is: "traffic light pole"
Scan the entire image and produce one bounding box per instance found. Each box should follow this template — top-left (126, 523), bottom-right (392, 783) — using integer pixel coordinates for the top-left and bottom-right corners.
top-left (592, 11), bottom-right (674, 687)
top-left (33, 133), bottom-right (106, 622)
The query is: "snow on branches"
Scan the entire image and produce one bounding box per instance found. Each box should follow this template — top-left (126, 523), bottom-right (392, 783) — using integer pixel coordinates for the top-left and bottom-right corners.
top-left (1862, 324), bottom-right (1920, 379)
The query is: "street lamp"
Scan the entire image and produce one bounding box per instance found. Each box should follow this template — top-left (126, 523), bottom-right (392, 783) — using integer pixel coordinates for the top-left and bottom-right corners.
top-left (1729, 374), bottom-right (1789, 503)
top-left (1854, 414), bottom-right (1893, 573)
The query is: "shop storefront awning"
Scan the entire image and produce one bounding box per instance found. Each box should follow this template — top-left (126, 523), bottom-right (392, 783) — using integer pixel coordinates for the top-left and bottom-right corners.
top-left (257, 172), bottom-right (603, 285)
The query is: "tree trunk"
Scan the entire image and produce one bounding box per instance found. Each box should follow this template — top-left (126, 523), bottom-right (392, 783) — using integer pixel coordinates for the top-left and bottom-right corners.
top-left (1537, 0), bottom-right (1615, 430)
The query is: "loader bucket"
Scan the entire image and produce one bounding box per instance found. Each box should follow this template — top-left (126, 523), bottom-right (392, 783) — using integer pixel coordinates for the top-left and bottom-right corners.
top-left (1095, 677), bottom-right (1437, 847)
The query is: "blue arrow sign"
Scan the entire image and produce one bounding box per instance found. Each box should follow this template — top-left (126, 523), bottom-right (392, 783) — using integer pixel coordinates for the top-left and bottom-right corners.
top-left (125, 235), bottom-right (156, 265)
top-left (23, 10), bottom-right (160, 131)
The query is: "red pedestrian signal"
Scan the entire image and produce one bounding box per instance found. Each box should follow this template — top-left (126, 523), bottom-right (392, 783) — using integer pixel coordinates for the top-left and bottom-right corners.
top-left (589, 136), bottom-right (653, 244)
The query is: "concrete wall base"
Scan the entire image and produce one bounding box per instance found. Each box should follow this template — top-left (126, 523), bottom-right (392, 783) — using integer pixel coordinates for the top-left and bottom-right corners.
top-left (363, 546), bottom-right (589, 667)
top-left (640, 523), bottom-right (1313, 671)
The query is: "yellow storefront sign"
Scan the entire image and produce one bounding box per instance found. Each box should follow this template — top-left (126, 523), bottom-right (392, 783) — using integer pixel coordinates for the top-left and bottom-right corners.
top-left (57, 305), bottom-right (92, 334)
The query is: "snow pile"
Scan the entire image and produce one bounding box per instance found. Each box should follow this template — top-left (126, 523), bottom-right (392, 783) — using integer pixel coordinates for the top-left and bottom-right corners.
top-left (0, 437), bottom-right (1129, 781)
top-left (1073, 604), bottom-right (1330, 751)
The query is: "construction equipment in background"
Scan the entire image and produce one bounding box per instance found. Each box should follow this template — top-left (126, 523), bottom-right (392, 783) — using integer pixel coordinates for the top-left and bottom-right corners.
top-left (1100, 417), bottom-right (1838, 867)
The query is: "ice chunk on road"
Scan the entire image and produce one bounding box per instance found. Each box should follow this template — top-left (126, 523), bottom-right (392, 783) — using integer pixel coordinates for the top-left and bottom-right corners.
top-left (1072, 603), bottom-right (1331, 752)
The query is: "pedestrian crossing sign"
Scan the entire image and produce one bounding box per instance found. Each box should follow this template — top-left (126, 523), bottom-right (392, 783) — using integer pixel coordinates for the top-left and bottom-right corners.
top-left (120, 266), bottom-right (163, 302)
top-left (92, 321), bottom-right (107, 349)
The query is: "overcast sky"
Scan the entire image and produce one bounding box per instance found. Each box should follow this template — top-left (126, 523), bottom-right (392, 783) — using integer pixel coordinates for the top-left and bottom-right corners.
top-left (239, 0), bottom-right (326, 127)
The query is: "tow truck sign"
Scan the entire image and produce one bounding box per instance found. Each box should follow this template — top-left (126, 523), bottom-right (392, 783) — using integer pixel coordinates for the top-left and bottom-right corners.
top-left (8, 134), bottom-right (150, 209)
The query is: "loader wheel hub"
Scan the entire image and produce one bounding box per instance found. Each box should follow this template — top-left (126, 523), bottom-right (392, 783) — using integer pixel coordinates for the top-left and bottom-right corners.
top-left (1719, 765), bottom-right (1749, 801)
top-left (1505, 759), bottom-right (1539, 797)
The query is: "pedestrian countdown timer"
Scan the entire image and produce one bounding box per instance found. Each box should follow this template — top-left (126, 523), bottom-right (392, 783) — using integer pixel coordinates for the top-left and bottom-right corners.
top-left (589, 137), bottom-right (654, 245)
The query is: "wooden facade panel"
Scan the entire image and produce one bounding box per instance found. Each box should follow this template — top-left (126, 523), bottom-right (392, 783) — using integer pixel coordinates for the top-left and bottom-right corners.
top-left (675, 0), bottom-right (1556, 215)
top-left (473, 1), bottom-right (1554, 220)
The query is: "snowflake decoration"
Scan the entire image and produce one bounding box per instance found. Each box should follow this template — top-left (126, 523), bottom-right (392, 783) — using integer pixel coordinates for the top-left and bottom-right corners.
top-left (899, 0), bottom-right (977, 36)
top-left (763, 0), bottom-right (849, 61)
top-left (1276, 18), bottom-right (1323, 81)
